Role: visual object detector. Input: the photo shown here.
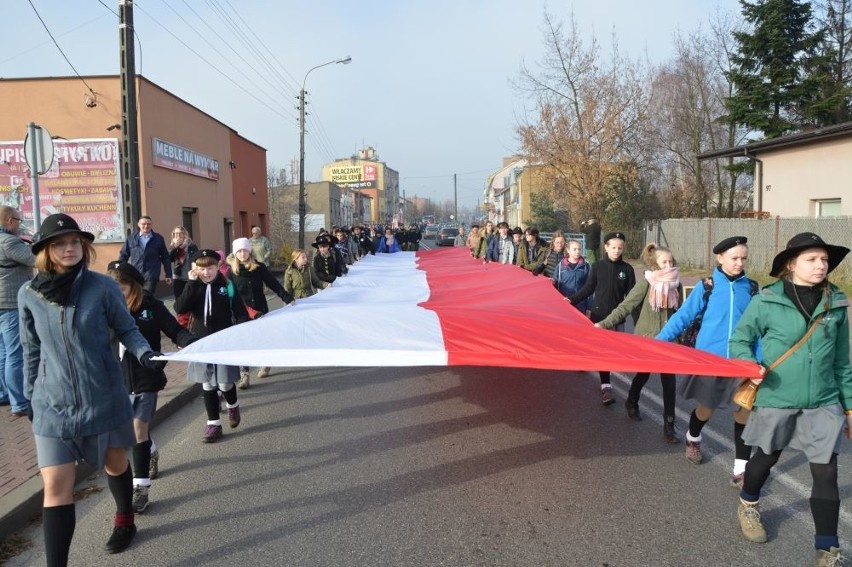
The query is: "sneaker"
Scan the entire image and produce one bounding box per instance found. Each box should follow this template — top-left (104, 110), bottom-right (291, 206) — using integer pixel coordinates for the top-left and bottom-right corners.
top-left (132, 485), bottom-right (149, 514)
top-left (228, 406), bottom-right (241, 429)
top-left (601, 388), bottom-right (615, 406)
top-left (815, 547), bottom-right (842, 567)
top-left (685, 439), bottom-right (703, 465)
top-left (624, 399), bottom-right (642, 421)
top-left (202, 424), bottom-right (223, 443)
top-left (149, 449), bottom-right (160, 480)
top-left (104, 524), bottom-right (137, 554)
top-left (730, 473), bottom-right (745, 489)
top-left (238, 370), bottom-right (250, 390)
top-left (256, 367), bottom-right (270, 379)
top-left (737, 500), bottom-right (767, 543)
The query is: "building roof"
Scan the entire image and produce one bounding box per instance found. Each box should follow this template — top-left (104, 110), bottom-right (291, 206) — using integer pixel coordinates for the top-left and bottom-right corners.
top-left (698, 121), bottom-right (852, 160)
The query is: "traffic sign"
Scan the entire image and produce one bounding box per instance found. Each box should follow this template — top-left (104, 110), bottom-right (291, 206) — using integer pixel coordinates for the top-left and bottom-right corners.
top-left (24, 123), bottom-right (54, 175)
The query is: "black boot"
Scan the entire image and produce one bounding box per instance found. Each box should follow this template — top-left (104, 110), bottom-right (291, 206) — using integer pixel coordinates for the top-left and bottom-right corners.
top-left (624, 398), bottom-right (642, 421)
top-left (663, 416), bottom-right (680, 444)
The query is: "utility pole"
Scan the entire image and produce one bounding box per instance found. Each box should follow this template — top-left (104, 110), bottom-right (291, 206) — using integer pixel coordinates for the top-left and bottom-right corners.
top-left (119, 0), bottom-right (141, 235)
top-left (453, 173), bottom-right (458, 223)
top-left (298, 88), bottom-right (306, 248)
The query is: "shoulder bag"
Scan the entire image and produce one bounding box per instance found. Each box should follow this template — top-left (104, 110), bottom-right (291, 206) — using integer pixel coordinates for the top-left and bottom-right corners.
top-left (733, 313), bottom-right (824, 410)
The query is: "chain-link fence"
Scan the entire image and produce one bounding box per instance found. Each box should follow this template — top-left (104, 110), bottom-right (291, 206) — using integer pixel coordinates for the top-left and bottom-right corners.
top-left (643, 216), bottom-right (852, 281)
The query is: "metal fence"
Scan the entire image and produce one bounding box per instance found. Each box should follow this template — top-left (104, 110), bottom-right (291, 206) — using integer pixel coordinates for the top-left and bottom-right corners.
top-left (645, 216), bottom-right (852, 280)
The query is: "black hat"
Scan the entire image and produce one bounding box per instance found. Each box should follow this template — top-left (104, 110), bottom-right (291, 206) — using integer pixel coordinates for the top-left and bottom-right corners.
top-left (512, 227), bottom-right (523, 235)
top-left (770, 232), bottom-right (850, 277)
top-left (190, 248), bottom-right (221, 263)
top-left (31, 213), bottom-right (95, 255)
top-left (712, 236), bottom-right (748, 255)
top-left (107, 261), bottom-right (144, 286)
top-left (603, 231), bottom-right (626, 243)
top-left (312, 234), bottom-right (333, 249)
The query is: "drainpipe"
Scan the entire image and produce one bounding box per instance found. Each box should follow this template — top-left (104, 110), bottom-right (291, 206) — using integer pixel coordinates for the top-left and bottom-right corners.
top-left (743, 149), bottom-right (763, 213)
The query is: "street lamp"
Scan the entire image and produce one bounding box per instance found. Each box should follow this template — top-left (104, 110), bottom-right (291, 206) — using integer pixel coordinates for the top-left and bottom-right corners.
top-left (298, 55), bottom-right (352, 248)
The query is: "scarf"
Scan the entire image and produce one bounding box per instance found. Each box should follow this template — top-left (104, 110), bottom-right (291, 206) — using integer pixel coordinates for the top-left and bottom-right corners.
top-left (562, 256), bottom-right (585, 269)
top-left (32, 262), bottom-right (84, 305)
top-left (644, 266), bottom-right (680, 311)
top-left (172, 237), bottom-right (194, 268)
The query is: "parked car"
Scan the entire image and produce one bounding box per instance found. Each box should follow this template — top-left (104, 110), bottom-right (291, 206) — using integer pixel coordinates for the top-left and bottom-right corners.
top-left (423, 224), bottom-right (440, 239)
top-left (436, 227), bottom-right (459, 246)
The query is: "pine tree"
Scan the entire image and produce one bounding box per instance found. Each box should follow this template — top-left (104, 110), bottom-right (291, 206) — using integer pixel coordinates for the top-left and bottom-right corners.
top-left (811, 0), bottom-right (852, 123)
top-left (726, 0), bottom-right (826, 138)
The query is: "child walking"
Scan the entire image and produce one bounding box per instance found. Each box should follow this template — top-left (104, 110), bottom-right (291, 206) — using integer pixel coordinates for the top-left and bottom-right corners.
top-left (595, 243), bottom-right (682, 442)
top-left (107, 261), bottom-right (196, 512)
top-left (174, 249), bottom-right (250, 442)
top-left (568, 231), bottom-right (636, 405)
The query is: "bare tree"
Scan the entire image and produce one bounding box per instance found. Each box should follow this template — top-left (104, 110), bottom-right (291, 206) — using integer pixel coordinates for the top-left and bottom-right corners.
top-left (514, 11), bottom-right (651, 224)
top-left (647, 11), bottom-right (753, 218)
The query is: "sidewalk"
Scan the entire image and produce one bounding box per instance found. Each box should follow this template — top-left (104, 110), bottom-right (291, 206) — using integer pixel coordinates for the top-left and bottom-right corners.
top-left (0, 293), bottom-right (200, 540)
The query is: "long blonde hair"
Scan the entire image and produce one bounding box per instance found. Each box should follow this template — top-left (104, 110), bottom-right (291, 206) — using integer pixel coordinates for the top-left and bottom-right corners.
top-left (227, 252), bottom-right (258, 275)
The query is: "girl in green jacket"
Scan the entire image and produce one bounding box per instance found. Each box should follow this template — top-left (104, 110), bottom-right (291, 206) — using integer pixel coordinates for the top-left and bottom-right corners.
top-left (729, 232), bottom-right (852, 564)
top-left (596, 242), bottom-right (682, 443)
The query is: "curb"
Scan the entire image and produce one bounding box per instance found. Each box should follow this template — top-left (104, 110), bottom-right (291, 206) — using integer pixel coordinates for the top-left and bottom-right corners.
top-left (0, 381), bottom-right (200, 540)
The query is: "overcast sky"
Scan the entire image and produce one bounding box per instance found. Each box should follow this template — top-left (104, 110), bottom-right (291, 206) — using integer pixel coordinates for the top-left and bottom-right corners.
top-left (3, 0), bottom-right (742, 209)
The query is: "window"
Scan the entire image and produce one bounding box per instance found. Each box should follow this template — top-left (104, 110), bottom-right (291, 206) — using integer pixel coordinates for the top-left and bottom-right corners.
top-left (815, 199), bottom-right (841, 217)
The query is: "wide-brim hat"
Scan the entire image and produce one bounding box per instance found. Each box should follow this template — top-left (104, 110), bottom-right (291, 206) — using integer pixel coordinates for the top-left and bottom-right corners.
top-left (31, 213), bottom-right (95, 255)
top-left (312, 235), bottom-right (334, 249)
top-left (770, 232), bottom-right (850, 277)
top-left (107, 261), bottom-right (145, 286)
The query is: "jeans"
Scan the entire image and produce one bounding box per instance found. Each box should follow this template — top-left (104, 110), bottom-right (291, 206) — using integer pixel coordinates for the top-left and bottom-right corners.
top-left (0, 308), bottom-right (27, 411)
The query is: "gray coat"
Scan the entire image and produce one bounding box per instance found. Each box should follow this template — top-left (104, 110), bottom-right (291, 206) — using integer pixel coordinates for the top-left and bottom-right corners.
top-left (0, 230), bottom-right (34, 309)
top-left (19, 267), bottom-right (152, 439)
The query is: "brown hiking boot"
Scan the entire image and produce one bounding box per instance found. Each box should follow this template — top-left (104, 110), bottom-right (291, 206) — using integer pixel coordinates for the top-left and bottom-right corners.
top-left (737, 499), bottom-right (767, 543)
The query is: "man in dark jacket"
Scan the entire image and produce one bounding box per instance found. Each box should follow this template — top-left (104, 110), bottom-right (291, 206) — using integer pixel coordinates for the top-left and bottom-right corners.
top-left (312, 234), bottom-right (341, 284)
top-left (119, 216), bottom-right (172, 295)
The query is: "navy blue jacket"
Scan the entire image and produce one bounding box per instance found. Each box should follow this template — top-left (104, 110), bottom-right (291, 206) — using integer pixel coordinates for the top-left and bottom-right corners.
top-left (119, 230), bottom-right (173, 282)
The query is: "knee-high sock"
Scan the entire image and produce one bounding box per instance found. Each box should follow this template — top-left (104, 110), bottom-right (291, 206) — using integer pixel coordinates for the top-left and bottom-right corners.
top-left (43, 504), bottom-right (75, 567)
top-left (107, 464), bottom-right (133, 516)
top-left (221, 384), bottom-right (238, 405)
top-left (202, 388), bottom-right (220, 420)
top-left (131, 439), bottom-right (152, 481)
top-left (734, 421), bottom-right (752, 462)
top-left (599, 371), bottom-right (611, 386)
top-left (688, 409), bottom-right (708, 438)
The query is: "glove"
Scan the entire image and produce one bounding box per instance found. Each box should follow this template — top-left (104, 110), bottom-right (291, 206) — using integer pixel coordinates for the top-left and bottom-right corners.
top-left (140, 351), bottom-right (167, 372)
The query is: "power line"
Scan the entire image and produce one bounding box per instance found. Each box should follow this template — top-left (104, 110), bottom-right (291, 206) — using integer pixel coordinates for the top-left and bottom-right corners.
top-left (132, 2), bottom-right (294, 123)
top-left (26, 0), bottom-right (98, 98)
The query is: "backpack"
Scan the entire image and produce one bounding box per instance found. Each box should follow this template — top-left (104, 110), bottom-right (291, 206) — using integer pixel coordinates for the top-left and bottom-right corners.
top-left (678, 275), bottom-right (759, 347)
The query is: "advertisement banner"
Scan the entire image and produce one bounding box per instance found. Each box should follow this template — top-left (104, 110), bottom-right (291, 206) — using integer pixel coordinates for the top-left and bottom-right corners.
top-left (0, 138), bottom-right (124, 241)
top-left (329, 164), bottom-right (377, 189)
top-left (152, 137), bottom-right (220, 180)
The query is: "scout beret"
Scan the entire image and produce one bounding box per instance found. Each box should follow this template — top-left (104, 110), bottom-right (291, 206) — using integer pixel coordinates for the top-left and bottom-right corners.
top-left (106, 261), bottom-right (145, 286)
top-left (191, 248), bottom-right (221, 263)
top-left (603, 231), bottom-right (626, 243)
top-left (712, 236), bottom-right (747, 254)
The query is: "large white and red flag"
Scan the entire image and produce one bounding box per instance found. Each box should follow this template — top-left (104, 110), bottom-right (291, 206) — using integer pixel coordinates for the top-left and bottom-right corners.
top-left (161, 248), bottom-right (761, 378)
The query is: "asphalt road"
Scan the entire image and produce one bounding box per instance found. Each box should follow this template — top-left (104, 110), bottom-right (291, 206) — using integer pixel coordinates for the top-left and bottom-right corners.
top-left (7, 363), bottom-right (852, 567)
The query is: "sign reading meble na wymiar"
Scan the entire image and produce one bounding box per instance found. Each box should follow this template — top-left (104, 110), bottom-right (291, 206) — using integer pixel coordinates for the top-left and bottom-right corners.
top-left (152, 138), bottom-right (219, 181)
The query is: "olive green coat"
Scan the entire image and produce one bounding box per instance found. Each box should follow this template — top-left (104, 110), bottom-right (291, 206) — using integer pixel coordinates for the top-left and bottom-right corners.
top-left (598, 278), bottom-right (682, 337)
